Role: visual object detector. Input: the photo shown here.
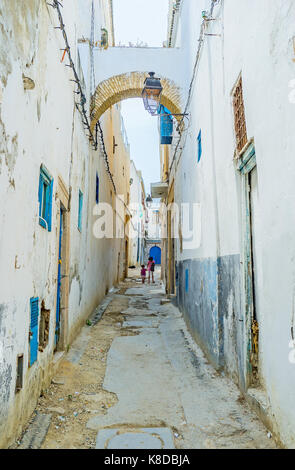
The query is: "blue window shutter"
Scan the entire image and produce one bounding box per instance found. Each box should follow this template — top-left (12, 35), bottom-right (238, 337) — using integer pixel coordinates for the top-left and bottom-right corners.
top-left (29, 297), bottom-right (39, 366)
top-left (197, 130), bottom-right (202, 162)
top-left (159, 105), bottom-right (173, 145)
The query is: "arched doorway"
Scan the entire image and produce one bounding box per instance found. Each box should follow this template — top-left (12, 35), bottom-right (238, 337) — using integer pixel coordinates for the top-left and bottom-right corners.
top-left (150, 246), bottom-right (161, 265)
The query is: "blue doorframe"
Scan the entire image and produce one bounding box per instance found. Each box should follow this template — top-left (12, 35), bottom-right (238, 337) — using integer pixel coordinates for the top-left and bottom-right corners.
top-left (55, 208), bottom-right (63, 348)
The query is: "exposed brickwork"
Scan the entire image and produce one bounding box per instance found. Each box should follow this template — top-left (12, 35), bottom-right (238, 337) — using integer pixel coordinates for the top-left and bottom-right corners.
top-left (90, 72), bottom-right (182, 132)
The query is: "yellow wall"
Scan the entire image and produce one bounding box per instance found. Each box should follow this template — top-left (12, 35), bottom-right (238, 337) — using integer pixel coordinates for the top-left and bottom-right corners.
top-left (102, 103), bottom-right (131, 280)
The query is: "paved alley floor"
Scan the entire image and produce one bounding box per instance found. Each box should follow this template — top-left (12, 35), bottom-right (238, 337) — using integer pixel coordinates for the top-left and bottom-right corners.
top-left (15, 269), bottom-right (276, 449)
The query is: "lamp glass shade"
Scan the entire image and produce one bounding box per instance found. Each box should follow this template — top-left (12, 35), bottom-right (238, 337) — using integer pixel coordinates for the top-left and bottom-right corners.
top-left (142, 73), bottom-right (163, 115)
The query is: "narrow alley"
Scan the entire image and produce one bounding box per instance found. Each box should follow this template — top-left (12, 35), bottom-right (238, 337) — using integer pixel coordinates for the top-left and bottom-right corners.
top-left (14, 269), bottom-right (275, 449)
top-left (2, 0), bottom-right (295, 451)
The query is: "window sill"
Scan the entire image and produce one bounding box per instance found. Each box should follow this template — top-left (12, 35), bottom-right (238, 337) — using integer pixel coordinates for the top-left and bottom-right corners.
top-left (39, 217), bottom-right (51, 232)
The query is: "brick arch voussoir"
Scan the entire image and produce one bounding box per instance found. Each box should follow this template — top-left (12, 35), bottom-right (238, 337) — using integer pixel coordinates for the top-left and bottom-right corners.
top-left (90, 73), bottom-right (182, 132)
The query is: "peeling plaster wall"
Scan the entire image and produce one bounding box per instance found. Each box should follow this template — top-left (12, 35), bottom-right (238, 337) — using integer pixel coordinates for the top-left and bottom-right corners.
top-left (171, 0), bottom-right (295, 446)
top-left (0, 0), bottom-right (127, 448)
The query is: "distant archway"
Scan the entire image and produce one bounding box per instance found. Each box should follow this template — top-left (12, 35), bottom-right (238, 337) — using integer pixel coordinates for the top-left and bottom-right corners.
top-left (90, 71), bottom-right (182, 132)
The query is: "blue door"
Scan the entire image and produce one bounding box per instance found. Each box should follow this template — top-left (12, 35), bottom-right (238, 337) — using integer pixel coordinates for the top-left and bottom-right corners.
top-left (55, 208), bottom-right (63, 347)
top-left (150, 246), bottom-right (161, 265)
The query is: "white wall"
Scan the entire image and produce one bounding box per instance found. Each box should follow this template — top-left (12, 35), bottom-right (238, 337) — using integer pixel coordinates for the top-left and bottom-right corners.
top-left (129, 161), bottom-right (145, 266)
top-left (171, 0), bottom-right (295, 447)
top-left (0, 0), bottom-right (125, 447)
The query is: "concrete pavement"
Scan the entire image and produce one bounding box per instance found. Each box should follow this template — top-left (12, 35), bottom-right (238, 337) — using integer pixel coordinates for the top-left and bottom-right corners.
top-left (16, 268), bottom-right (276, 449)
top-left (88, 269), bottom-right (276, 449)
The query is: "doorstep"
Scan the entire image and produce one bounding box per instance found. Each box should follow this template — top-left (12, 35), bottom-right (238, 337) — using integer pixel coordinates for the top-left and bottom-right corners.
top-left (244, 387), bottom-right (280, 444)
top-left (167, 294), bottom-right (176, 299)
top-left (53, 351), bottom-right (65, 364)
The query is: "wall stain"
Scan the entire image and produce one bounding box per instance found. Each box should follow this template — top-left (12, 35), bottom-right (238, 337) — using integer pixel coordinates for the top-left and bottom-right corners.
top-left (5, 133), bottom-right (18, 175)
top-left (37, 98), bottom-right (41, 122)
top-left (70, 264), bottom-right (83, 306)
top-left (0, 304), bottom-right (12, 408)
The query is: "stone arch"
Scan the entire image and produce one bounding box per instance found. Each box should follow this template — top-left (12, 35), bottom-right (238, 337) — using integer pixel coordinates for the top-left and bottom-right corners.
top-left (90, 72), bottom-right (182, 132)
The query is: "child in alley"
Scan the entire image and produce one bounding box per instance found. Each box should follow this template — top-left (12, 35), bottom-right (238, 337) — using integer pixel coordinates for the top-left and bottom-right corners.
top-left (147, 257), bottom-right (155, 284)
top-left (141, 264), bottom-right (147, 284)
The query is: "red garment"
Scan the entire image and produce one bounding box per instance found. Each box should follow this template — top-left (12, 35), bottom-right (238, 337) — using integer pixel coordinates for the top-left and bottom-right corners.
top-left (141, 268), bottom-right (147, 276)
top-left (147, 260), bottom-right (153, 271)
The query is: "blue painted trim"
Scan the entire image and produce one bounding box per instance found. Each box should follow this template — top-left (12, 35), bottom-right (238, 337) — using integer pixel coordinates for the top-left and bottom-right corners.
top-left (78, 190), bottom-right (83, 231)
top-left (197, 129), bottom-right (202, 162)
top-left (55, 209), bottom-right (63, 347)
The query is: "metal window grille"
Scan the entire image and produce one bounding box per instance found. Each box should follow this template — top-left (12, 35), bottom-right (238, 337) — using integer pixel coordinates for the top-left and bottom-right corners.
top-left (233, 78), bottom-right (247, 152)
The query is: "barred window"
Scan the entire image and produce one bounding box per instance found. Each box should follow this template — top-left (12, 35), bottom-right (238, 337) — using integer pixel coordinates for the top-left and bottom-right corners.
top-left (233, 77), bottom-right (247, 152)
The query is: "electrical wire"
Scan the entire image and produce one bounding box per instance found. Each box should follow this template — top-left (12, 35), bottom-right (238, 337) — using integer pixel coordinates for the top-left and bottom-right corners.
top-left (47, 0), bottom-right (97, 149)
top-left (46, 0), bottom-right (119, 194)
top-left (169, 0), bottom-right (218, 174)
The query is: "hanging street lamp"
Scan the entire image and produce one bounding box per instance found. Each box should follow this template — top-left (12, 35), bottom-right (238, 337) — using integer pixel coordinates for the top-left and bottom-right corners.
top-left (142, 72), bottom-right (163, 115)
top-left (142, 72), bottom-right (188, 120)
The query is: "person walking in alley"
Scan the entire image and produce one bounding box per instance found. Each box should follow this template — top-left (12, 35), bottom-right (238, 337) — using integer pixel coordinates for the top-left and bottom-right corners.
top-left (147, 256), bottom-right (155, 284)
top-left (141, 265), bottom-right (147, 284)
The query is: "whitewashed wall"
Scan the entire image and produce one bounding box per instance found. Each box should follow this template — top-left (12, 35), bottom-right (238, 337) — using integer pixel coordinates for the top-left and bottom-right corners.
top-left (172, 0), bottom-right (295, 447)
top-left (128, 161), bottom-right (142, 266)
top-left (0, 0), bottom-right (125, 447)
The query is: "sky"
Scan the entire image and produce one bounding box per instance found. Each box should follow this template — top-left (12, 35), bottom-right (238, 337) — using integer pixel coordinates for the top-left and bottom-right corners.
top-left (120, 99), bottom-right (160, 195)
top-left (113, 0), bottom-right (169, 195)
top-left (113, 0), bottom-right (169, 47)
